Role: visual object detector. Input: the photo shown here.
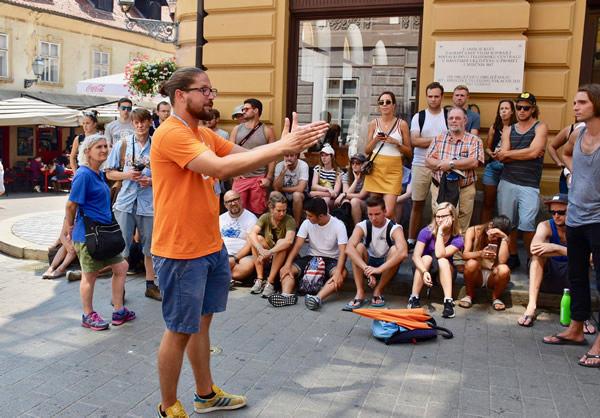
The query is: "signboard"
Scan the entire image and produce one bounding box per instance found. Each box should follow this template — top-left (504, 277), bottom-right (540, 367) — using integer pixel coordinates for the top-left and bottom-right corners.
top-left (434, 41), bottom-right (526, 93)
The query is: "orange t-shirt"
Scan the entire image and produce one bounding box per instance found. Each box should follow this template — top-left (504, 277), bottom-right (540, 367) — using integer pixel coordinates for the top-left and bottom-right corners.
top-left (151, 116), bottom-right (234, 259)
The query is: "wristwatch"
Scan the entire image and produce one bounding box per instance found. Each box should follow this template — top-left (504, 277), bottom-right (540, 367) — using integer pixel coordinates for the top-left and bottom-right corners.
top-left (449, 161), bottom-right (455, 170)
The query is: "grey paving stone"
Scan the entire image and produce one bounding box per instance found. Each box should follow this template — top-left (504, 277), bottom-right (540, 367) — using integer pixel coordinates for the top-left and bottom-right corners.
top-left (488, 366), bottom-right (518, 388)
top-left (392, 402), bottom-right (427, 417)
top-left (490, 386), bottom-right (523, 415)
top-left (459, 388), bottom-right (490, 416)
top-left (397, 381), bottom-right (430, 407)
top-left (522, 397), bottom-right (559, 418)
top-left (461, 367), bottom-right (490, 390)
top-left (426, 401), bottom-right (459, 418)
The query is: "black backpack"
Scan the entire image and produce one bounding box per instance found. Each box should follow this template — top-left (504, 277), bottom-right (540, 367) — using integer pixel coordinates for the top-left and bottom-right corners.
top-left (365, 219), bottom-right (395, 249)
top-left (418, 108), bottom-right (448, 132)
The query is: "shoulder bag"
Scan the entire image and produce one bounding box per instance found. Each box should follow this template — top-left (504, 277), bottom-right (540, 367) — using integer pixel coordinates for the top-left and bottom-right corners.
top-left (361, 118), bottom-right (399, 175)
top-left (79, 207), bottom-right (125, 260)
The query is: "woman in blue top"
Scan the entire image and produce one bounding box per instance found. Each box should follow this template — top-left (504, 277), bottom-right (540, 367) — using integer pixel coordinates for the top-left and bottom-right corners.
top-left (62, 134), bottom-right (135, 331)
top-left (407, 202), bottom-right (464, 318)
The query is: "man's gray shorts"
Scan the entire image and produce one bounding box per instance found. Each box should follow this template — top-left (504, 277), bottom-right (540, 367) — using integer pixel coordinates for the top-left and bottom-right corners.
top-left (114, 209), bottom-right (153, 257)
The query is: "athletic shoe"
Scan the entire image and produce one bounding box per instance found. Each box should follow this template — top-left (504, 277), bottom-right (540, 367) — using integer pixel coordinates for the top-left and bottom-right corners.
top-left (82, 311), bottom-right (109, 331)
top-left (250, 279), bottom-right (265, 294)
top-left (66, 270), bottom-right (82, 281)
top-left (112, 307), bottom-right (136, 325)
top-left (407, 296), bottom-right (421, 309)
top-left (33, 185), bottom-right (41, 193)
top-left (407, 242), bottom-right (416, 253)
top-left (145, 284), bottom-right (162, 301)
top-left (305, 294), bottom-right (322, 310)
top-left (158, 400), bottom-right (188, 417)
top-left (442, 300), bottom-right (455, 318)
top-left (268, 293), bottom-right (298, 307)
top-left (261, 282), bottom-right (275, 298)
top-left (193, 384), bottom-right (247, 414)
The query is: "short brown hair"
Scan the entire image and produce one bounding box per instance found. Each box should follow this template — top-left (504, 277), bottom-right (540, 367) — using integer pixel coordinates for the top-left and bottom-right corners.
top-left (453, 85), bottom-right (469, 93)
top-left (159, 67), bottom-right (206, 103)
top-left (426, 81), bottom-right (444, 95)
top-left (366, 195), bottom-right (385, 210)
top-left (131, 108), bottom-right (152, 122)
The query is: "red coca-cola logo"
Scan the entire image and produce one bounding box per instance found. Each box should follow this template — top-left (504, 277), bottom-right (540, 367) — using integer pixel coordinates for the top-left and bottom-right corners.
top-left (86, 84), bottom-right (105, 93)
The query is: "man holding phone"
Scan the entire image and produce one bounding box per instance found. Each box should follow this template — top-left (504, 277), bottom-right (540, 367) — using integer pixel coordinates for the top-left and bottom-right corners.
top-left (106, 108), bottom-right (161, 301)
top-left (273, 153), bottom-right (309, 226)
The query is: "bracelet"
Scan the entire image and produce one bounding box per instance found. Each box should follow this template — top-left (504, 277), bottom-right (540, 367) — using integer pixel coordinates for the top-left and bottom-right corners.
top-left (501, 238), bottom-right (509, 242)
top-left (438, 231), bottom-right (445, 236)
top-left (257, 245), bottom-right (264, 251)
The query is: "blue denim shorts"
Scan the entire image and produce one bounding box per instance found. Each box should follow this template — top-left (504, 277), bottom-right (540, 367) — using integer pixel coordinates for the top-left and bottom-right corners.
top-left (482, 160), bottom-right (504, 186)
top-left (366, 255), bottom-right (386, 280)
top-left (153, 244), bottom-right (230, 334)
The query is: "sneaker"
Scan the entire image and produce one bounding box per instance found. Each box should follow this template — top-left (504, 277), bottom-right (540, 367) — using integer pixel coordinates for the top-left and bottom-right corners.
top-left (112, 307), bottom-right (136, 325)
top-left (442, 300), bottom-right (456, 318)
top-left (261, 282), bottom-right (275, 298)
top-left (407, 296), bottom-right (421, 309)
top-left (407, 242), bottom-right (416, 253)
top-left (33, 185), bottom-right (41, 193)
top-left (145, 284), bottom-right (162, 301)
top-left (506, 254), bottom-right (521, 270)
top-left (250, 279), bottom-right (265, 294)
top-left (66, 270), bottom-right (82, 281)
top-left (127, 268), bottom-right (137, 276)
top-left (82, 311), bottom-right (109, 331)
top-left (158, 400), bottom-right (188, 417)
top-left (305, 294), bottom-right (322, 310)
top-left (268, 293), bottom-right (298, 307)
top-left (193, 384), bottom-right (247, 414)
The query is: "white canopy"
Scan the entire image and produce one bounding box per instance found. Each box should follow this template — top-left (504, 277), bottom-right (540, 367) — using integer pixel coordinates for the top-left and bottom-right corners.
top-left (0, 97), bottom-right (80, 126)
top-left (77, 73), bottom-right (129, 97)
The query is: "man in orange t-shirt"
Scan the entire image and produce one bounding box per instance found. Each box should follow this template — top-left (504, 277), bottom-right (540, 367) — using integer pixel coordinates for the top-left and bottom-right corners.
top-left (151, 67), bottom-right (328, 417)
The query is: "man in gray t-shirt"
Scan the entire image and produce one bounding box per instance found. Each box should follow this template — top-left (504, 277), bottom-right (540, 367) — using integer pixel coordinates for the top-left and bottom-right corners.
top-left (105, 98), bottom-right (135, 148)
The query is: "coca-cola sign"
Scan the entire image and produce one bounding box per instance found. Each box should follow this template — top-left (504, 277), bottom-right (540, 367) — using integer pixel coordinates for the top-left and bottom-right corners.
top-left (86, 84), bottom-right (105, 93)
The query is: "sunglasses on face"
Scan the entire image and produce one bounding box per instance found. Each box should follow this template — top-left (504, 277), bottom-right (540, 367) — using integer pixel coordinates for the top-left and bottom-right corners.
top-left (224, 197), bottom-right (241, 205)
top-left (515, 105), bottom-right (532, 111)
top-left (549, 210), bottom-right (566, 216)
top-left (351, 160), bottom-right (362, 165)
top-left (120, 106), bottom-right (132, 111)
top-left (377, 100), bottom-right (393, 106)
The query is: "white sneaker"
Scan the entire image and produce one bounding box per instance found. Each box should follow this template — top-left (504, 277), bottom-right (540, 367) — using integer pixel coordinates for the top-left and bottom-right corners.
top-left (34, 185), bottom-right (41, 193)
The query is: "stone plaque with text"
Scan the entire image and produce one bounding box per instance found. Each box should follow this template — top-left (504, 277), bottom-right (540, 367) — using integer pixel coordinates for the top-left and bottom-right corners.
top-left (434, 41), bottom-right (525, 93)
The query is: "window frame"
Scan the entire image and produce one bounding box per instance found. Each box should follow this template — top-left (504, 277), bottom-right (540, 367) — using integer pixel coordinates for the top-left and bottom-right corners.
top-left (91, 0), bottom-right (113, 13)
top-left (39, 40), bottom-right (61, 85)
top-left (0, 32), bottom-right (8, 79)
top-left (92, 50), bottom-right (111, 78)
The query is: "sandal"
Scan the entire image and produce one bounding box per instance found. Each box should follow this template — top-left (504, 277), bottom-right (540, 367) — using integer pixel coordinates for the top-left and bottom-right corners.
top-left (584, 320), bottom-right (597, 335)
top-left (345, 299), bottom-right (368, 310)
top-left (492, 299), bottom-right (505, 311)
top-left (371, 295), bottom-right (385, 307)
top-left (458, 296), bottom-right (472, 309)
top-left (518, 314), bottom-right (537, 327)
top-left (578, 352), bottom-right (600, 368)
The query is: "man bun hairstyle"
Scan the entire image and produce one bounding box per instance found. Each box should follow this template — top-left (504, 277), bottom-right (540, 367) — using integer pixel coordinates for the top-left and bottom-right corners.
top-left (159, 67), bottom-right (206, 103)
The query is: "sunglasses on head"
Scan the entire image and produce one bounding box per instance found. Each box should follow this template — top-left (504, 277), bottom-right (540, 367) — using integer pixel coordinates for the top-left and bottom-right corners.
top-left (549, 209), bottom-right (566, 216)
top-left (120, 106), bottom-right (132, 111)
top-left (515, 105), bottom-right (532, 111)
top-left (377, 100), bottom-right (393, 106)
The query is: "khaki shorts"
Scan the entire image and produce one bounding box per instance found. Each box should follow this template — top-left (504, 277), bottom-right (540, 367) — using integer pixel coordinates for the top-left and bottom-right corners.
top-left (411, 165), bottom-right (432, 201)
top-left (74, 241), bottom-right (124, 273)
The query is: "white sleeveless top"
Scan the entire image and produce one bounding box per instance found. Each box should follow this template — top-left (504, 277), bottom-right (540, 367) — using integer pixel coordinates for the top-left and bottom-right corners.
top-left (373, 118), bottom-right (403, 157)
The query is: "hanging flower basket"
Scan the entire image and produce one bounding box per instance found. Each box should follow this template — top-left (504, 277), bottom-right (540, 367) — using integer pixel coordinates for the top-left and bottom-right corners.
top-left (124, 56), bottom-right (177, 98)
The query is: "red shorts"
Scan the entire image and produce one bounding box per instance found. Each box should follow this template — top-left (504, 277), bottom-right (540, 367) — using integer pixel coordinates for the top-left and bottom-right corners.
top-left (232, 176), bottom-right (267, 215)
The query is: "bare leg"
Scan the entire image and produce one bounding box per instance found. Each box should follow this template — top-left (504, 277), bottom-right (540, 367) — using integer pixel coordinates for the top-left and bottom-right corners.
top-left (462, 259), bottom-right (483, 304)
top-left (411, 255), bottom-right (433, 296)
top-left (349, 244), bottom-right (369, 303)
top-left (316, 268), bottom-right (348, 300)
top-left (110, 260), bottom-right (128, 312)
top-left (231, 257), bottom-right (255, 281)
top-left (292, 192), bottom-right (305, 227)
top-left (438, 258), bottom-right (454, 300)
top-left (267, 250), bottom-right (288, 284)
top-left (383, 194), bottom-right (397, 220)
top-left (80, 270), bottom-right (100, 315)
top-left (44, 245), bottom-right (67, 276)
top-left (144, 255), bottom-right (155, 284)
top-left (186, 314), bottom-right (214, 396)
top-left (509, 228), bottom-right (518, 256)
top-left (350, 197), bottom-right (366, 225)
top-left (372, 246), bottom-right (400, 299)
top-left (158, 329), bottom-right (192, 412)
top-left (519, 255), bottom-right (545, 323)
top-left (408, 200), bottom-right (425, 240)
top-left (523, 231), bottom-right (535, 258)
top-left (281, 265), bottom-right (299, 294)
top-left (55, 250), bottom-right (76, 274)
top-left (252, 235), bottom-right (269, 281)
top-left (488, 264), bottom-right (511, 300)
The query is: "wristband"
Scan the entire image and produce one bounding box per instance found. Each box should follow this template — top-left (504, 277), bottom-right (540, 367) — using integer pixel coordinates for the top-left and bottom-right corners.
top-left (501, 238), bottom-right (509, 242)
top-left (232, 255), bottom-right (239, 264)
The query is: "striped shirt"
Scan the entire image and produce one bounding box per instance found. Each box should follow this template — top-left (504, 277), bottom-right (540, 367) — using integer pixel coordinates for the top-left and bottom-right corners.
top-left (313, 166), bottom-right (338, 189)
top-left (426, 131), bottom-right (484, 187)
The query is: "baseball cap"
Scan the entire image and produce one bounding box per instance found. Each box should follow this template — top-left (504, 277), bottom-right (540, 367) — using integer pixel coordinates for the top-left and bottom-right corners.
top-left (544, 193), bottom-right (568, 206)
top-left (350, 153), bottom-right (367, 163)
top-left (231, 105), bottom-right (244, 120)
top-left (516, 92), bottom-right (536, 106)
top-left (320, 145), bottom-right (335, 156)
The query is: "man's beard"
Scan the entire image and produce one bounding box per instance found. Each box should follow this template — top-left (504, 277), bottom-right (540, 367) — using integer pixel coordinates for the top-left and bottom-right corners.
top-left (229, 207), bottom-right (241, 216)
top-left (186, 99), bottom-right (213, 121)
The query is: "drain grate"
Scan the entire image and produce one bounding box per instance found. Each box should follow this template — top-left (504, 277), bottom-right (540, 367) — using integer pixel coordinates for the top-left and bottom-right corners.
top-left (210, 345), bottom-right (223, 355)
top-left (17, 262), bottom-right (48, 271)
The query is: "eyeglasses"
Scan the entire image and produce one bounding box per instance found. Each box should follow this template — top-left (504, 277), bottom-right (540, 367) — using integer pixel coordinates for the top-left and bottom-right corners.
top-left (242, 107), bottom-right (253, 112)
top-left (377, 100), bottom-right (393, 106)
top-left (120, 106), bottom-right (132, 111)
top-left (515, 105), bottom-right (532, 111)
top-left (224, 197), bottom-right (241, 205)
top-left (435, 214), bottom-right (452, 220)
top-left (549, 209), bottom-right (566, 216)
top-left (181, 87), bottom-right (218, 97)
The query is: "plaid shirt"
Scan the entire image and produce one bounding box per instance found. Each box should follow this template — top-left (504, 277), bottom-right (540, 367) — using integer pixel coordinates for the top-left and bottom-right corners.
top-left (426, 131), bottom-right (484, 187)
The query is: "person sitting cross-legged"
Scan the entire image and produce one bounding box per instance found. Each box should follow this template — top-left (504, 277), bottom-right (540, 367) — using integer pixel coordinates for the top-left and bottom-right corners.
top-left (273, 197), bottom-right (348, 310)
top-left (248, 192), bottom-right (296, 297)
top-left (345, 195), bottom-right (408, 309)
top-left (460, 215), bottom-right (512, 311)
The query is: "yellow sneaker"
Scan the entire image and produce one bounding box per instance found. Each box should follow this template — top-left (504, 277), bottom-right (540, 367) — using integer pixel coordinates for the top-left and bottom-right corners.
top-left (157, 400), bottom-right (188, 418)
top-left (193, 384), bottom-right (248, 413)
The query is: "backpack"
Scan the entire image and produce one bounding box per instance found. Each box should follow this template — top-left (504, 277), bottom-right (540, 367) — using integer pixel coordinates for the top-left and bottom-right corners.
top-left (331, 205), bottom-right (353, 238)
top-left (372, 316), bottom-right (453, 344)
top-left (365, 219), bottom-right (395, 249)
top-left (298, 256), bottom-right (326, 296)
top-left (418, 108), bottom-right (448, 132)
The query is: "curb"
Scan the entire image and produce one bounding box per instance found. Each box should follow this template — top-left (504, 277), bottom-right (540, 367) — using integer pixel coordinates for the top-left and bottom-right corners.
top-left (0, 211), bottom-right (61, 261)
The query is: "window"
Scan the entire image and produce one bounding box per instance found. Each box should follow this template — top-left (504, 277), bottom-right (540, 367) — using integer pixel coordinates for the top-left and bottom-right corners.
top-left (0, 33), bottom-right (7, 79)
top-left (40, 41), bottom-right (60, 83)
top-left (93, 50), bottom-right (110, 78)
top-left (326, 78), bottom-right (359, 137)
top-left (91, 0), bottom-right (113, 12)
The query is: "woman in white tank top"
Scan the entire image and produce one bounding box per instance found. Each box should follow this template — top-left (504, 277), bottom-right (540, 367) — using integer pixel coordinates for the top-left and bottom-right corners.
top-left (363, 91), bottom-right (412, 218)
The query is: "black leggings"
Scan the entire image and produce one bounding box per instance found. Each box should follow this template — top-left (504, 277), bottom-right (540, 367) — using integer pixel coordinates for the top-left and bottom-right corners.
top-left (567, 224), bottom-right (600, 321)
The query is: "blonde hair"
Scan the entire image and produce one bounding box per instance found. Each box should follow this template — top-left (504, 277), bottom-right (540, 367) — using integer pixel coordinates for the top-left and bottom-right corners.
top-left (428, 202), bottom-right (460, 236)
top-left (77, 134), bottom-right (107, 167)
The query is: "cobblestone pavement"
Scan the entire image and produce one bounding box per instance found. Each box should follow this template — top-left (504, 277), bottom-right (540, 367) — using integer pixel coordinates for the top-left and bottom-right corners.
top-left (1, 253), bottom-right (598, 417)
top-left (11, 212), bottom-right (64, 247)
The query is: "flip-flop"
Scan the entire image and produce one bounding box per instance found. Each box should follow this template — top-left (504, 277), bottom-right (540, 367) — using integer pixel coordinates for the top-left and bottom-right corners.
top-left (346, 299), bottom-right (367, 310)
top-left (458, 296), bottom-right (472, 309)
top-left (492, 299), bottom-right (506, 311)
top-left (542, 334), bottom-right (587, 345)
top-left (584, 320), bottom-right (597, 335)
top-left (578, 352), bottom-right (600, 368)
top-left (371, 295), bottom-right (385, 307)
top-left (518, 314), bottom-right (537, 327)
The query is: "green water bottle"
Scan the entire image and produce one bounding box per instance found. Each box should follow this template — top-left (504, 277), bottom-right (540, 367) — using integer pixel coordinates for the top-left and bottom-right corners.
top-left (560, 288), bottom-right (571, 326)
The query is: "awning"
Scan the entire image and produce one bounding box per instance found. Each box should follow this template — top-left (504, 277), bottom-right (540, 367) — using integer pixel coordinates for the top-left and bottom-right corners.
top-left (23, 92), bottom-right (113, 108)
top-left (77, 73), bottom-right (129, 97)
top-left (0, 90), bottom-right (22, 101)
top-left (0, 97), bottom-right (80, 126)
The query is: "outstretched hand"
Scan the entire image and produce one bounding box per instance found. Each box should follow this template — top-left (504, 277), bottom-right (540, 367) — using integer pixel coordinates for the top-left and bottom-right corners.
top-left (279, 112), bottom-right (329, 155)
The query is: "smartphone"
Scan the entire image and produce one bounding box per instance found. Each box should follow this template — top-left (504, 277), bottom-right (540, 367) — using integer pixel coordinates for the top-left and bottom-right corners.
top-left (377, 132), bottom-right (385, 137)
top-left (134, 163), bottom-right (146, 172)
top-left (487, 244), bottom-right (498, 254)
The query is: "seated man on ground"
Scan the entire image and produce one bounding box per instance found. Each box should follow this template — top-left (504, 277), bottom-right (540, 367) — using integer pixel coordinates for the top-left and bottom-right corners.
top-left (219, 190), bottom-right (258, 284)
top-left (408, 202), bottom-right (464, 318)
top-left (519, 194), bottom-right (594, 332)
top-left (273, 153), bottom-right (309, 227)
top-left (274, 197), bottom-right (348, 310)
top-left (345, 195), bottom-right (408, 308)
top-left (248, 192), bottom-right (296, 297)
top-left (460, 215), bottom-right (512, 311)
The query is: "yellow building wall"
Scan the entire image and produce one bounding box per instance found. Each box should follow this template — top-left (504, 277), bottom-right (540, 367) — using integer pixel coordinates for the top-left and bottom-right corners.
top-left (421, 0), bottom-right (587, 195)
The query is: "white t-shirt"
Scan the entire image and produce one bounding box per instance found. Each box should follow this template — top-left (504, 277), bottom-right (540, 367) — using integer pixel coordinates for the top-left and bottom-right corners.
top-left (274, 159), bottom-right (309, 190)
top-left (297, 216), bottom-right (348, 259)
top-left (410, 109), bottom-right (448, 167)
top-left (357, 219), bottom-right (402, 258)
top-left (219, 209), bottom-right (258, 255)
top-left (105, 120), bottom-right (135, 147)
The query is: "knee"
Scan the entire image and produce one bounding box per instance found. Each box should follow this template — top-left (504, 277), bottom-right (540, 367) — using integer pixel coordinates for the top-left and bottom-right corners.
top-left (293, 192), bottom-right (304, 202)
top-left (464, 259), bottom-right (480, 275)
top-left (495, 264), bottom-right (511, 279)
